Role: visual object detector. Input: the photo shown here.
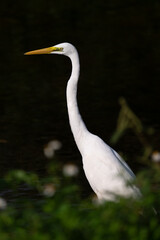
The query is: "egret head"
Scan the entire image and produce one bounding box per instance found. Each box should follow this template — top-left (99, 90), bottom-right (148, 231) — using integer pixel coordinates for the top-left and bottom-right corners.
top-left (24, 42), bottom-right (75, 57)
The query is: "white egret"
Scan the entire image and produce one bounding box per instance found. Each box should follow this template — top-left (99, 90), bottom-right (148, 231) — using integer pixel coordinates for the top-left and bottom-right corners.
top-left (25, 43), bottom-right (140, 202)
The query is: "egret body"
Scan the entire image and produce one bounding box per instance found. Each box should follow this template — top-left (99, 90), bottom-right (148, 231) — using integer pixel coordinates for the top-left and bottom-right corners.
top-left (25, 43), bottom-right (140, 201)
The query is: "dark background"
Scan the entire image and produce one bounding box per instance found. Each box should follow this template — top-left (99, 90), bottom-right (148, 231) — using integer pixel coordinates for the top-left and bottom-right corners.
top-left (0, 0), bottom-right (160, 182)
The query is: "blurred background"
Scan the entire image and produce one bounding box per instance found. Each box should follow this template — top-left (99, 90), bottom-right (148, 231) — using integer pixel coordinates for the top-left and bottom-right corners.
top-left (0, 0), bottom-right (160, 193)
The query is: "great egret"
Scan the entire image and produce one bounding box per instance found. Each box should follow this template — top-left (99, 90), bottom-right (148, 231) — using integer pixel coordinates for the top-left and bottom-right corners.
top-left (25, 43), bottom-right (140, 201)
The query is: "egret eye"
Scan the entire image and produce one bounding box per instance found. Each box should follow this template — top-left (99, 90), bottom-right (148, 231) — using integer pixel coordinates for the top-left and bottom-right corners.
top-left (55, 47), bottom-right (63, 51)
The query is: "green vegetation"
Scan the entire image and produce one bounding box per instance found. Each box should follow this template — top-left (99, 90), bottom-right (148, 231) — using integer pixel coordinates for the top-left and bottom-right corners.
top-left (0, 165), bottom-right (160, 240)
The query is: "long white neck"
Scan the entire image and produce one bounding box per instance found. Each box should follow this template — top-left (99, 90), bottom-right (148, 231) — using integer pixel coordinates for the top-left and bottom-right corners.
top-left (66, 49), bottom-right (89, 155)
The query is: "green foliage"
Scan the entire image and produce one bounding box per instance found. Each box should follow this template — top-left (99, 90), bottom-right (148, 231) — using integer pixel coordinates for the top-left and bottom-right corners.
top-left (0, 160), bottom-right (159, 240)
top-left (110, 97), bottom-right (155, 160)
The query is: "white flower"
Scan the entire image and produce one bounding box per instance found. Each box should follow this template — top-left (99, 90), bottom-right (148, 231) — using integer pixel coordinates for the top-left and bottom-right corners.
top-left (62, 163), bottom-right (79, 177)
top-left (0, 198), bottom-right (7, 209)
top-left (49, 140), bottom-right (62, 151)
top-left (151, 151), bottom-right (160, 162)
top-left (43, 183), bottom-right (56, 197)
top-left (43, 140), bottom-right (62, 159)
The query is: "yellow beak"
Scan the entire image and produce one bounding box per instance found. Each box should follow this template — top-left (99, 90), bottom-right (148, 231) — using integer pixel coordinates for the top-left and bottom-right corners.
top-left (24, 46), bottom-right (63, 55)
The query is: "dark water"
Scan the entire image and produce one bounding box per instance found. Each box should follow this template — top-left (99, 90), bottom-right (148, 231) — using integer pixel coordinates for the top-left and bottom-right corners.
top-left (0, 0), bottom-right (160, 197)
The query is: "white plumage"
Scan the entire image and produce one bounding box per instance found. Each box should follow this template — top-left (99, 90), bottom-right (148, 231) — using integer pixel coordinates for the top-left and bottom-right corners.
top-left (25, 42), bottom-right (141, 202)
